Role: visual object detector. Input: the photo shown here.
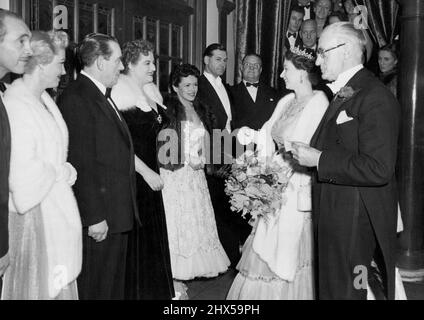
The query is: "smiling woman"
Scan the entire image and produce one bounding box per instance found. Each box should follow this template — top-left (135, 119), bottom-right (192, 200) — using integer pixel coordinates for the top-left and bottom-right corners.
top-left (2, 30), bottom-right (82, 300)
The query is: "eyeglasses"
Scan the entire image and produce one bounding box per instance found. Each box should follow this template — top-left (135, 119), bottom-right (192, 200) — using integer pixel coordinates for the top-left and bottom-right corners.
top-left (243, 63), bottom-right (261, 70)
top-left (317, 43), bottom-right (346, 59)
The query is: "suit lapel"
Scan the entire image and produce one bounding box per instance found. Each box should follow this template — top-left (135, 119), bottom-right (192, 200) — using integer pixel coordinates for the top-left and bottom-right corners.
top-left (310, 69), bottom-right (369, 148)
top-left (200, 75), bottom-right (229, 125)
top-left (79, 75), bottom-right (131, 146)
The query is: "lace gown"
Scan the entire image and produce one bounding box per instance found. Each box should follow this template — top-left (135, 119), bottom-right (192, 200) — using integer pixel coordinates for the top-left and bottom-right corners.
top-left (227, 92), bottom-right (328, 300)
top-left (160, 120), bottom-right (230, 280)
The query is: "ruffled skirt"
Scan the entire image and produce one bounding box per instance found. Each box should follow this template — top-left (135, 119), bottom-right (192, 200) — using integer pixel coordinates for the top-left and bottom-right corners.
top-left (227, 215), bottom-right (314, 300)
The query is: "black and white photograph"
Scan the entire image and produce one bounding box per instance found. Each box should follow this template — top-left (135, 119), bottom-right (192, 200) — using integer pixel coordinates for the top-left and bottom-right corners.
top-left (0, 0), bottom-right (422, 308)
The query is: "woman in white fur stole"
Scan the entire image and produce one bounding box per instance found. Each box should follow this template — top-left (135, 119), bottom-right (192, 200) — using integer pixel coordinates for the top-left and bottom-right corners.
top-left (1, 31), bottom-right (82, 300)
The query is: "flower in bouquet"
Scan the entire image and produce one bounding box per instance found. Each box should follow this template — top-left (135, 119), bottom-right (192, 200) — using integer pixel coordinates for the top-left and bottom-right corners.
top-left (225, 150), bottom-right (293, 222)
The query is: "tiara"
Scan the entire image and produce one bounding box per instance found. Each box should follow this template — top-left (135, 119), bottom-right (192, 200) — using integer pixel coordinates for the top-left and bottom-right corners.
top-left (290, 46), bottom-right (315, 60)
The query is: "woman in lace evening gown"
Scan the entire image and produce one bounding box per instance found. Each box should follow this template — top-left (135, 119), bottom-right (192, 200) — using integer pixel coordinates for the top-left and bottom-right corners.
top-left (112, 40), bottom-right (175, 300)
top-left (227, 50), bottom-right (328, 300)
top-left (159, 64), bottom-right (230, 281)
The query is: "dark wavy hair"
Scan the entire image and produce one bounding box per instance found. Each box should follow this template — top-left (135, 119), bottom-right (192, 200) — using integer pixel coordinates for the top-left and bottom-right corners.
top-left (78, 33), bottom-right (118, 68)
top-left (121, 39), bottom-right (155, 74)
top-left (170, 63), bottom-right (201, 90)
top-left (379, 43), bottom-right (398, 61)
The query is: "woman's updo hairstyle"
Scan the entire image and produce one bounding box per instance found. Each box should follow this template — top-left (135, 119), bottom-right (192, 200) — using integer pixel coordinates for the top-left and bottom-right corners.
top-left (285, 50), bottom-right (316, 74)
top-left (25, 30), bottom-right (69, 74)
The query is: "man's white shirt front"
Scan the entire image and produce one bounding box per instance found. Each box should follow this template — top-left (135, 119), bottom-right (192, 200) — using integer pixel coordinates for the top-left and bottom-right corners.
top-left (204, 71), bottom-right (232, 131)
top-left (81, 70), bottom-right (122, 121)
top-left (327, 64), bottom-right (364, 94)
top-left (243, 80), bottom-right (258, 102)
top-left (286, 31), bottom-right (299, 49)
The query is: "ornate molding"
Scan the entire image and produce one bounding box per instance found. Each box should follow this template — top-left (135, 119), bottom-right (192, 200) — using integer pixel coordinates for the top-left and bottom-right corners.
top-left (217, 0), bottom-right (236, 15)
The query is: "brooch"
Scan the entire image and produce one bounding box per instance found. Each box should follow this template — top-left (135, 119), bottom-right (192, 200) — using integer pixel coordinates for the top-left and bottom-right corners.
top-left (157, 114), bottom-right (162, 124)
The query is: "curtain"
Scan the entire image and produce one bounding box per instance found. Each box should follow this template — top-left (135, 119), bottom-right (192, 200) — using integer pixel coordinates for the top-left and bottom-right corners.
top-left (234, 0), bottom-right (292, 88)
top-left (362, 0), bottom-right (400, 47)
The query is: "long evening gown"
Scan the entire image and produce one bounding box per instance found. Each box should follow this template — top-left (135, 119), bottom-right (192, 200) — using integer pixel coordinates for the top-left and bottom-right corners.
top-left (160, 119), bottom-right (230, 280)
top-left (121, 105), bottom-right (175, 300)
top-left (227, 92), bottom-right (328, 300)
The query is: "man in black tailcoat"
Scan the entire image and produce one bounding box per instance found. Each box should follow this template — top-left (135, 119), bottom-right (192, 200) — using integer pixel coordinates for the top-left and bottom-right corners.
top-left (292, 22), bottom-right (399, 300)
top-left (197, 43), bottom-right (250, 266)
top-left (231, 53), bottom-right (279, 131)
top-left (58, 34), bottom-right (137, 299)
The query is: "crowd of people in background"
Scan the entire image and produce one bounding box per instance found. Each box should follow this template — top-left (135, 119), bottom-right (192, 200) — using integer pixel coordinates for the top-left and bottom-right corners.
top-left (0, 0), bottom-right (402, 301)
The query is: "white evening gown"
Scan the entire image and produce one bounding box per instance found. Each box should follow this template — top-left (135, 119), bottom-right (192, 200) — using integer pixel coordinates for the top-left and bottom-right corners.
top-left (227, 92), bottom-right (329, 300)
top-left (160, 120), bottom-right (230, 280)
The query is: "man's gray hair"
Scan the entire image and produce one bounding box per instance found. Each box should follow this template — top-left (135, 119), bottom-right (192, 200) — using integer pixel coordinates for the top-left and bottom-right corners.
top-left (322, 22), bottom-right (367, 59)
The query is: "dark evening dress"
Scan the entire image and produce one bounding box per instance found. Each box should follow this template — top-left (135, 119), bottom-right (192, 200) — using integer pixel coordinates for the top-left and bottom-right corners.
top-left (121, 105), bottom-right (175, 300)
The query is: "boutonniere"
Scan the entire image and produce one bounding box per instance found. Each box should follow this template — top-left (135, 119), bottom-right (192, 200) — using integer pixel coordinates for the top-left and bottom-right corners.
top-left (157, 114), bottom-right (162, 124)
top-left (337, 86), bottom-right (360, 101)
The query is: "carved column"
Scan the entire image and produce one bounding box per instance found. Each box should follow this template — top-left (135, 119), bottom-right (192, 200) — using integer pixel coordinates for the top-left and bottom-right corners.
top-left (397, 0), bottom-right (424, 281)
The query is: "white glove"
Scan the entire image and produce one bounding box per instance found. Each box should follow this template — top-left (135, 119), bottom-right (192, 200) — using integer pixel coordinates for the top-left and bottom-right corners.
top-left (56, 162), bottom-right (77, 186)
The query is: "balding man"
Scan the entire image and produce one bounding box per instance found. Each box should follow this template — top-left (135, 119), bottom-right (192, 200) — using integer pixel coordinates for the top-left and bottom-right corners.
top-left (292, 22), bottom-right (400, 300)
top-left (300, 19), bottom-right (318, 56)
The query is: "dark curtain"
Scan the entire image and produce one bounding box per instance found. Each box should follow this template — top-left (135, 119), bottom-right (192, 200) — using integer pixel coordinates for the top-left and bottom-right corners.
top-left (234, 0), bottom-right (292, 88)
top-left (362, 0), bottom-right (400, 47)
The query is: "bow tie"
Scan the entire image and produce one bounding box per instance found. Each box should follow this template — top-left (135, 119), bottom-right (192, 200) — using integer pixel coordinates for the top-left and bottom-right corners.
top-left (105, 87), bottom-right (112, 98)
top-left (301, 4), bottom-right (311, 9)
top-left (288, 32), bottom-right (297, 39)
top-left (246, 82), bottom-right (259, 88)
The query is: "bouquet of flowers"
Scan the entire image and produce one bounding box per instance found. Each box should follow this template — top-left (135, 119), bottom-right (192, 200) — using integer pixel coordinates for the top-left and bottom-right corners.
top-left (224, 150), bottom-right (293, 223)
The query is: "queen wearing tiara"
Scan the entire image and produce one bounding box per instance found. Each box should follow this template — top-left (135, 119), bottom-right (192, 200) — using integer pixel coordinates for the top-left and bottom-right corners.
top-left (227, 49), bottom-right (329, 300)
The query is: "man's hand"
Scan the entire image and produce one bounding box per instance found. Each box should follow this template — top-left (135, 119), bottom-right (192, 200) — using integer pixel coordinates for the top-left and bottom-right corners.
top-left (0, 253), bottom-right (10, 277)
top-left (88, 220), bottom-right (108, 242)
top-left (291, 141), bottom-right (322, 168)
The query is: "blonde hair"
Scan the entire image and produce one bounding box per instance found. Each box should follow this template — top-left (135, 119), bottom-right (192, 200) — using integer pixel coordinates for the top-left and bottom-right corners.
top-left (25, 30), bottom-right (69, 74)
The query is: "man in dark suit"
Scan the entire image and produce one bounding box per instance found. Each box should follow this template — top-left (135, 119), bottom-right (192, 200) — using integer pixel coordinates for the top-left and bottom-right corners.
top-left (0, 9), bottom-right (31, 291)
top-left (299, 19), bottom-right (318, 57)
top-left (284, 5), bottom-right (304, 54)
top-left (292, 22), bottom-right (399, 299)
top-left (296, 0), bottom-right (316, 20)
top-left (231, 53), bottom-right (279, 131)
top-left (197, 43), bottom-right (249, 266)
top-left (58, 33), bottom-right (137, 299)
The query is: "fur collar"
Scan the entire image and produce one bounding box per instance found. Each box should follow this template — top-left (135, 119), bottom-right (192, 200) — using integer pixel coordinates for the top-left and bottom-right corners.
top-left (111, 74), bottom-right (166, 112)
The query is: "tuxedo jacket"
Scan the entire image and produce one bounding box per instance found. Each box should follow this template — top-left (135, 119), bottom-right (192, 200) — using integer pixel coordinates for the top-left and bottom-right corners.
top-left (0, 97), bottom-right (10, 257)
top-left (197, 74), bottom-right (234, 131)
top-left (310, 69), bottom-right (400, 299)
top-left (57, 74), bottom-right (138, 234)
top-left (231, 81), bottom-right (279, 130)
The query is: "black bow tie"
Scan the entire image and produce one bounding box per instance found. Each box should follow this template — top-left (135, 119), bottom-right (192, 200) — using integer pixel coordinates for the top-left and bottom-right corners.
top-left (288, 32), bottom-right (297, 39)
top-left (0, 82), bottom-right (6, 93)
top-left (301, 4), bottom-right (311, 9)
top-left (105, 87), bottom-right (112, 98)
top-left (246, 82), bottom-right (259, 88)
